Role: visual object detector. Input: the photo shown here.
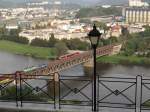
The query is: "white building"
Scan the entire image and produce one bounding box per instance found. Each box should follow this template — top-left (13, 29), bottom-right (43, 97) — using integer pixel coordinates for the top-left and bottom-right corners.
top-left (129, 0), bottom-right (149, 7)
top-left (19, 29), bottom-right (87, 43)
top-left (6, 25), bottom-right (18, 30)
top-left (128, 25), bottom-right (145, 33)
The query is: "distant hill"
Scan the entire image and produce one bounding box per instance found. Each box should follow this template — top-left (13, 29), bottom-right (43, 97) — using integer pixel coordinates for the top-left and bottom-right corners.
top-left (0, 0), bottom-right (128, 8)
top-left (0, 0), bottom-right (25, 8)
top-left (61, 0), bottom-right (128, 6)
top-left (75, 6), bottom-right (122, 18)
top-left (98, 0), bottom-right (128, 5)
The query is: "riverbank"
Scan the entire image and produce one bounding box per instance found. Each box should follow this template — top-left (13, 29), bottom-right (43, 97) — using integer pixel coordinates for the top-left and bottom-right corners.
top-left (97, 55), bottom-right (150, 66)
top-left (0, 40), bottom-right (56, 59)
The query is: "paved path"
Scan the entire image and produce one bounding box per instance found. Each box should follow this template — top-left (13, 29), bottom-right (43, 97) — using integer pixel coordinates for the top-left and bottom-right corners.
top-left (0, 102), bottom-right (149, 112)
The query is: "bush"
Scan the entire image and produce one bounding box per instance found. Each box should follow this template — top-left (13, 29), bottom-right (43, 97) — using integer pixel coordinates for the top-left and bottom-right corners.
top-left (30, 38), bottom-right (49, 47)
top-left (1, 35), bottom-right (29, 44)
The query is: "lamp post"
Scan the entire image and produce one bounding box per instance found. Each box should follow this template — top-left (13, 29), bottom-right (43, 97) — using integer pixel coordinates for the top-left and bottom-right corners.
top-left (88, 24), bottom-right (102, 111)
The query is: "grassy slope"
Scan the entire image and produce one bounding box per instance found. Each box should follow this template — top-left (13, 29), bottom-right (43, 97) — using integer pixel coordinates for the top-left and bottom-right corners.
top-left (0, 40), bottom-right (55, 59)
top-left (97, 55), bottom-right (150, 65)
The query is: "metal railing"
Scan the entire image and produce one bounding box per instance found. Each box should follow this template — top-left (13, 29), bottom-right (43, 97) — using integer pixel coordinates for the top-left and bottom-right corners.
top-left (98, 76), bottom-right (137, 110)
top-left (0, 73), bottom-right (56, 108)
top-left (0, 73), bottom-right (149, 112)
top-left (59, 75), bottom-right (93, 109)
top-left (19, 74), bottom-right (56, 108)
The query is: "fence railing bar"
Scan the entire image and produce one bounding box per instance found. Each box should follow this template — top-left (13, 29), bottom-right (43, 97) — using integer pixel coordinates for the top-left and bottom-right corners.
top-left (98, 101), bottom-right (135, 105)
top-left (99, 80), bottom-right (136, 83)
top-left (98, 92), bottom-right (113, 102)
top-left (120, 92), bottom-right (135, 104)
top-left (98, 105), bottom-right (135, 109)
top-left (99, 77), bottom-right (136, 80)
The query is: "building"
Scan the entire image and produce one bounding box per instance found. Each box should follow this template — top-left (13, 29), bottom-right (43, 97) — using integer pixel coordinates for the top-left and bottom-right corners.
top-left (5, 25), bottom-right (18, 30)
top-left (123, 7), bottom-right (150, 24)
top-left (128, 24), bottom-right (145, 33)
top-left (110, 25), bottom-right (122, 37)
top-left (129, 0), bottom-right (149, 7)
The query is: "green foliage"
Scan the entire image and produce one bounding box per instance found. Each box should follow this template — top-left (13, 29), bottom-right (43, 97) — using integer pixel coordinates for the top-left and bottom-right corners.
top-left (97, 26), bottom-right (150, 65)
top-left (30, 38), bottom-right (49, 47)
top-left (62, 38), bottom-right (90, 50)
top-left (0, 85), bottom-right (16, 100)
top-left (0, 40), bottom-right (55, 59)
top-left (121, 27), bottom-right (129, 36)
top-left (0, 85), bottom-right (53, 102)
top-left (54, 41), bottom-right (68, 56)
top-left (100, 36), bottom-right (119, 46)
top-left (97, 55), bottom-right (150, 65)
top-left (0, 35), bottom-right (29, 44)
top-left (121, 27), bottom-right (150, 57)
top-left (48, 33), bottom-right (58, 47)
top-left (140, 25), bottom-right (150, 37)
top-left (0, 27), bottom-right (29, 44)
top-left (30, 33), bottom-right (59, 48)
top-left (76, 6), bottom-right (122, 18)
top-left (94, 21), bottom-right (109, 31)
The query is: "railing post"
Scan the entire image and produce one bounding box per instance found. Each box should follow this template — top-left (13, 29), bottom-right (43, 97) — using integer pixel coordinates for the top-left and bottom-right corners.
top-left (135, 75), bottom-right (142, 112)
top-left (19, 72), bottom-right (23, 107)
top-left (58, 73), bottom-right (61, 109)
top-left (15, 72), bottom-right (18, 107)
top-left (54, 72), bottom-right (59, 109)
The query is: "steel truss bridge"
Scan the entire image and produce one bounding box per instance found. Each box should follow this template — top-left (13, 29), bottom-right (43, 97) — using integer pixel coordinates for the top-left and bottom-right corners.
top-left (0, 44), bottom-right (122, 79)
top-left (22, 44), bottom-right (122, 76)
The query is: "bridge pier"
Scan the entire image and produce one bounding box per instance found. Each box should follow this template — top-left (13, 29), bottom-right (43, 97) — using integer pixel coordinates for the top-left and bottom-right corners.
top-left (83, 59), bottom-right (93, 76)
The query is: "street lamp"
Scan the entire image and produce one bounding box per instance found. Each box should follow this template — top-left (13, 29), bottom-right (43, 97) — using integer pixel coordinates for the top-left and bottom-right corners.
top-left (88, 24), bottom-right (102, 111)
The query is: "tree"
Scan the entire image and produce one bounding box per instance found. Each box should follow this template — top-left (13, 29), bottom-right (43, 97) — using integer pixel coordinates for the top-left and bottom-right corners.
top-left (0, 26), bottom-right (6, 35)
top-left (94, 21), bottom-right (109, 32)
top-left (109, 36), bottom-right (118, 44)
top-left (62, 38), bottom-right (90, 50)
top-left (48, 33), bottom-right (58, 47)
top-left (55, 42), bottom-right (68, 56)
top-left (121, 27), bottom-right (129, 36)
top-left (30, 38), bottom-right (49, 47)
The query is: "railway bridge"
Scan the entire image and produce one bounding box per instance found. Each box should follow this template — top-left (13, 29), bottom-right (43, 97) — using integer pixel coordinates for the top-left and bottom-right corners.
top-left (0, 43), bottom-right (122, 81)
top-left (22, 43), bottom-right (122, 76)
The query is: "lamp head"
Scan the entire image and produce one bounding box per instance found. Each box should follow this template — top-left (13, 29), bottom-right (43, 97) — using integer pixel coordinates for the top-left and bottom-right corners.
top-left (88, 24), bottom-right (102, 47)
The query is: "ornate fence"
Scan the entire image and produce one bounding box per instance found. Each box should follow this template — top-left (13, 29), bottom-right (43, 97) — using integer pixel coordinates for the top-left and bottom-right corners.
top-left (98, 76), bottom-right (137, 110)
top-left (0, 73), bottom-right (56, 108)
top-left (19, 74), bottom-right (56, 107)
top-left (0, 74), bottom-right (150, 112)
top-left (59, 76), bottom-right (93, 109)
top-left (0, 74), bottom-right (17, 104)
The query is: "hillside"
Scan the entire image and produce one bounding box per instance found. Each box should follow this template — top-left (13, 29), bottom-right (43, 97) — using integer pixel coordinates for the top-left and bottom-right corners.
top-left (76, 6), bottom-right (122, 18)
top-left (0, 0), bottom-right (128, 8)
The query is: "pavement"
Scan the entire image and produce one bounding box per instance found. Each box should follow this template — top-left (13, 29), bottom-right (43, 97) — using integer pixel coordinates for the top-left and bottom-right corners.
top-left (0, 102), bottom-right (149, 112)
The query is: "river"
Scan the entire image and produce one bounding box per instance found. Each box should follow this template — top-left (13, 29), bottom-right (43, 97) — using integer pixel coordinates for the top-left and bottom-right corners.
top-left (0, 51), bottom-right (48, 74)
top-left (0, 51), bottom-right (150, 77)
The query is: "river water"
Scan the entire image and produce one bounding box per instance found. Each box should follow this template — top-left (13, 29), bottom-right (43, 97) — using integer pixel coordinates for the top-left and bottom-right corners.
top-left (0, 51), bottom-right (48, 74)
top-left (0, 51), bottom-right (149, 77)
